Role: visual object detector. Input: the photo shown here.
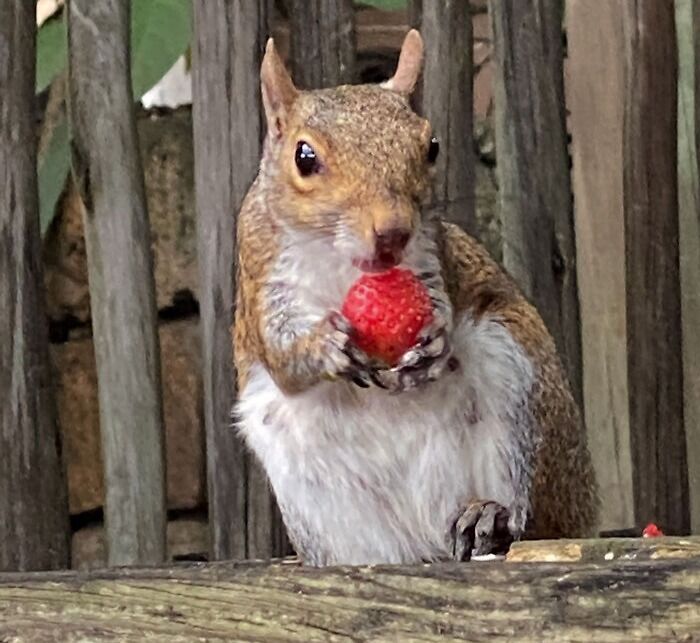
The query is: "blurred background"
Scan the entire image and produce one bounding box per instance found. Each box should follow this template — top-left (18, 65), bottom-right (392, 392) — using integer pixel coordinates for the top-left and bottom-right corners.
top-left (3, 0), bottom-right (698, 572)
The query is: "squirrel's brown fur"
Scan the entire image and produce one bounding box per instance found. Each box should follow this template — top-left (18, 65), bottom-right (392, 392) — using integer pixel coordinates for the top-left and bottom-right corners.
top-left (233, 31), bottom-right (598, 564)
top-left (439, 224), bottom-right (598, 537)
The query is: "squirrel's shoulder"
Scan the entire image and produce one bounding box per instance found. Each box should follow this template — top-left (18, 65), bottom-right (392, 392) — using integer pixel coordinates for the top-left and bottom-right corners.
top-left (438, 221), bottom-right (557, 361)
top-left (438, 221), bottom-right (519, 314)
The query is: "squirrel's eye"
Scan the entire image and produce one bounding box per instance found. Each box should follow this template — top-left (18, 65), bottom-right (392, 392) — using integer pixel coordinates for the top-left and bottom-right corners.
top-left (295, 141), bottom-right (319, 177)
top-left (427, 137), bottom-right (440, 164)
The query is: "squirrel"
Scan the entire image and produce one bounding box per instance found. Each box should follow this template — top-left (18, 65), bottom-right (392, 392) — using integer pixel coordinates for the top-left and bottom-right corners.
top-left (233, 30), bottom-right (598, 566)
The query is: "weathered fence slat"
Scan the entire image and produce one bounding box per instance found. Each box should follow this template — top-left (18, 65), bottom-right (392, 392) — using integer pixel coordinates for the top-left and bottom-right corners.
top-left (410, 0), bottom-right (474, 234)
top-left (0, 542), bottom-right (699, 641)
top-left (287, 0), bottom-right (356, 89)
top-left (192, 0), bottom-right (284, 561)
top-left (0, 0), bottom-right (70, 573)
top-left (567, 1), bottom-right (634, 533)
top-left (489, 0), bottom-right (582, 409)
top-left (676, 0), bottom-right (700, 534)
top-left (623, 1), bottom-right (689, 535)
top-left (67, 0), bottom-right (167, 565)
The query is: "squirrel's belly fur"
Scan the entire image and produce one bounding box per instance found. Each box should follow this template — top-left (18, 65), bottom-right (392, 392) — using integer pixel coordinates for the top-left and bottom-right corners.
top-left (235, 225), bottom-right (540, 565)
top-left (237, 314), bottom-right (535, 565)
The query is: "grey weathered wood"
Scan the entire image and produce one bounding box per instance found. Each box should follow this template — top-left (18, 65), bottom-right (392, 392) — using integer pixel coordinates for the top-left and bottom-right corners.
top-left (193, 0), bottom-right (285, 561)
top-left (0, 0), bottom-right (70, 572)
top-left (67, 0), bottom-right (167, 565)
top-left (1, 547), bottom-right (700, 641)
top-left (489, 0), bottom-right (582, 409)
top-left (567, 1), bottom-right (634, 534)
top-left (677, 0), bottom-right (700, 534)
top-left (287, 0), bottom-right (356, 89)
top-left (410, 0), bottom-right (475, 234)
top-left (623, 1), bottom-right (688, 535)
top-left (246, 460), bottom-right (277, 560)
top-left (508, 535), bottom-right (700, 563)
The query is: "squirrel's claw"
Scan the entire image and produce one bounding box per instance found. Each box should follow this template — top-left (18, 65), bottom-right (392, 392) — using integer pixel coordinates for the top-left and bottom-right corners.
top-left (371, 313), bottom-right (455, 393)
top-left (325, 311), bottom-right (455, 392)
top-left (324, 312), bottom-right (374, 387)
top-left (450, 500), bottom-right (521, 561)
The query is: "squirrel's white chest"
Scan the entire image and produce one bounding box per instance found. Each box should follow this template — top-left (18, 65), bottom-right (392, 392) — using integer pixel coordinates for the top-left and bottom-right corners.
top-left (237, 313), bottom-right (535, 565)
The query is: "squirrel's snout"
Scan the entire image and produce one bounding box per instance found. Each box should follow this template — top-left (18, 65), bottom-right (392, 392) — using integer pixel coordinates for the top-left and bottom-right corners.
top-left (368, 227), bottom-right (411, 271)
top-left (376, 228), bottom-right (410, 255)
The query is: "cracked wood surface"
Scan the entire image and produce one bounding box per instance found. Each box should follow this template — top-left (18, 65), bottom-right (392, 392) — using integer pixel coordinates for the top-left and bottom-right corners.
top-left (0, 0), bottom-right (70, 572)
top-left (67, 0), bottom-right (167, 566)
top-left (0, 538), bottom-right (699, 642)
top-left (489, 0), bottom-right (582, 408)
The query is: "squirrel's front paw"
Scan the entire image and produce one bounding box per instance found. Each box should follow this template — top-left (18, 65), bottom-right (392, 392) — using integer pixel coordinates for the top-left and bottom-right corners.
top-left (319, 312), bottom-right (374, 387)
top-left (371, 312), bottom-right (456, 392)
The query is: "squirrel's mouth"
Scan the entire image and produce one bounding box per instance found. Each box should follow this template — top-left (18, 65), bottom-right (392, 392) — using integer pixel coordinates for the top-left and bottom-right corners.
top-left (354, 250), bottom-right (403, 273)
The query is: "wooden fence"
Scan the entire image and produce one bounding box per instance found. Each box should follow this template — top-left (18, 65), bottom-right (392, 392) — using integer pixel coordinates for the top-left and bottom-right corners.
top-left (1, 537), bottom-right (699, 640)
top-left (1, 0), bottom-right (699, 576)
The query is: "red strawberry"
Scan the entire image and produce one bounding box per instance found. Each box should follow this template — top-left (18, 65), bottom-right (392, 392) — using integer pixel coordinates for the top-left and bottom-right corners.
top-left (642, 522), bottom-right (664, 538)
top-left (341, 267), bottom-right (434, 366)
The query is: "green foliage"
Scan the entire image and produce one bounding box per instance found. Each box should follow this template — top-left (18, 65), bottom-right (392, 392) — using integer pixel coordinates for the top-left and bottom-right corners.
top-left (356, 0), bottom-right (408, 10)
top-left (36, 14), bottom-right (67, 93)
top-left (130, 0), bottom-right (192, 98)
top-left (35, 0), bottom-right (192, 235)
top-left (38, 118), bottom-right (70, 234)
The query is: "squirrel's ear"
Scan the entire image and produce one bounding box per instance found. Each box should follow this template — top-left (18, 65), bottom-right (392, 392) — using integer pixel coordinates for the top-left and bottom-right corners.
top-left (261, 38), bottom-right (298, 138)
top-left (382, 29), bottom-right (424, 94)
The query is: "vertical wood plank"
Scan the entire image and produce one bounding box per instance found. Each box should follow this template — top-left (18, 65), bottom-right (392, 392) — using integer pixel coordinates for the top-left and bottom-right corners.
top-left (567, 1), bottom-right (634, 532)
top-left (287, 0), bottom-right (355, 89)
top-left (193, 0), bottom-right (284, 560)
top-left (67, 0), bottom-right (167, 565)
top-left (410, 0), bottom-right (475, 234)
top-left (489, 0), bottom-right (583, 409)
top-left (0, 0), bottom-right (70, 572)
top-left (677, 0), bottom-right (700, 535)
top-left (623, 1), bottom-right (688, 534)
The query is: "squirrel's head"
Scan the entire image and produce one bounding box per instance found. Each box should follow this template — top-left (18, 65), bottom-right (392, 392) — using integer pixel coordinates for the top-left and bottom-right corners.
top-left (260, 30), bottom-right (437, 271)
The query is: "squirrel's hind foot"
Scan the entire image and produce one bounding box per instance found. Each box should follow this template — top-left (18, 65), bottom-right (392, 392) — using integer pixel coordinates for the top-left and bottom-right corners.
top-left (450, 500), bottom-right (520, 561)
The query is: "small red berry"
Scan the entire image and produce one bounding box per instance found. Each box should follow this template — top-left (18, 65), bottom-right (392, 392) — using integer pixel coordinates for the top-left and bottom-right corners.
top-left (642, 523), bottom-right (664, 538)
top-left (341, 268), bottom-right (434, 366)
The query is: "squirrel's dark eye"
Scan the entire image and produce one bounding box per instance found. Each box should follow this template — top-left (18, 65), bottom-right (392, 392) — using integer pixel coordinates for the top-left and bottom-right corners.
top-left (427, 137), bottom-right (440, 164)
top-left (295, 141), bottom-right (319, 176)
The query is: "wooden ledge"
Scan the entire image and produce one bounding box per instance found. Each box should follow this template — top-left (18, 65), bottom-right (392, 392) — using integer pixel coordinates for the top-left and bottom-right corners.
top-left (507, 534), bottom-right (700, 562)
top-left (1, 538), bottom-right (699, 641)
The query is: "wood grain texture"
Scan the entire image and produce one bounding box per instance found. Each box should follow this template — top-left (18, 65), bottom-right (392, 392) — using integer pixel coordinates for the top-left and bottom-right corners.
top-left (489, 0), bottom-right (582, 409)
top-left (67, 0), bottom-right (167, 565)
top-left (566, 0), bottom-right (634, 533)
top-left (507, 535), bottom-right (700, 563)
top-left (192, 0), bottom-right (285, 561)
top-left (677, 0), bottom-right (700, 535)
top-left (0, 0), bottom-right (70, 572)
top-left (410, 0), bottom-right (475, 234)
top-left (622, 1), bottom-right (689, 535)
top-left (287, 0), bottom-right (356, 89)
top-left (1, 548), bottom-right (699, 641)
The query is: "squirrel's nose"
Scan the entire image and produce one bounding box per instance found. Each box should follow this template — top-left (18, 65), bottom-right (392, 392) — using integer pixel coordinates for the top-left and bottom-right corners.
top-left (375, 228), bottom-right (411, 255)
top-left (372, 228), bottom-right (411, 269)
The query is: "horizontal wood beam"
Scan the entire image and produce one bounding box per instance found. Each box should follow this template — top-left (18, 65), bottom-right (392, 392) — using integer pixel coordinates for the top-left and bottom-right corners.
top-left (1, 539), bottom-right (699, 641)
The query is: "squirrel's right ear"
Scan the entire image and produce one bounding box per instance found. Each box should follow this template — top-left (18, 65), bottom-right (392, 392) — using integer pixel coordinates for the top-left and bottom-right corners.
top-left (382, 29), bottom-right (424, 95)
top-left (261, 38), bottom-right (298, 139)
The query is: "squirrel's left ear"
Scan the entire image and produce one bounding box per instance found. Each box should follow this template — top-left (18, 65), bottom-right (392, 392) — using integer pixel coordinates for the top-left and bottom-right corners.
top-left (261, 38), bottom-right (298, 139)
top-left (382, 29), bottom-right (424, 94)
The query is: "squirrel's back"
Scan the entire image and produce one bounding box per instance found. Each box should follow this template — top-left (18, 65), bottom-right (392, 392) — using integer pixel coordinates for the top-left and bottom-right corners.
top-left (439, 222), bottom-right (598, 537)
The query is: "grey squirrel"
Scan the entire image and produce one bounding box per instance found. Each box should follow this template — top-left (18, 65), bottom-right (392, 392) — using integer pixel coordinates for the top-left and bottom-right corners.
top-left (233, 30), bottom-right (598, 565)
